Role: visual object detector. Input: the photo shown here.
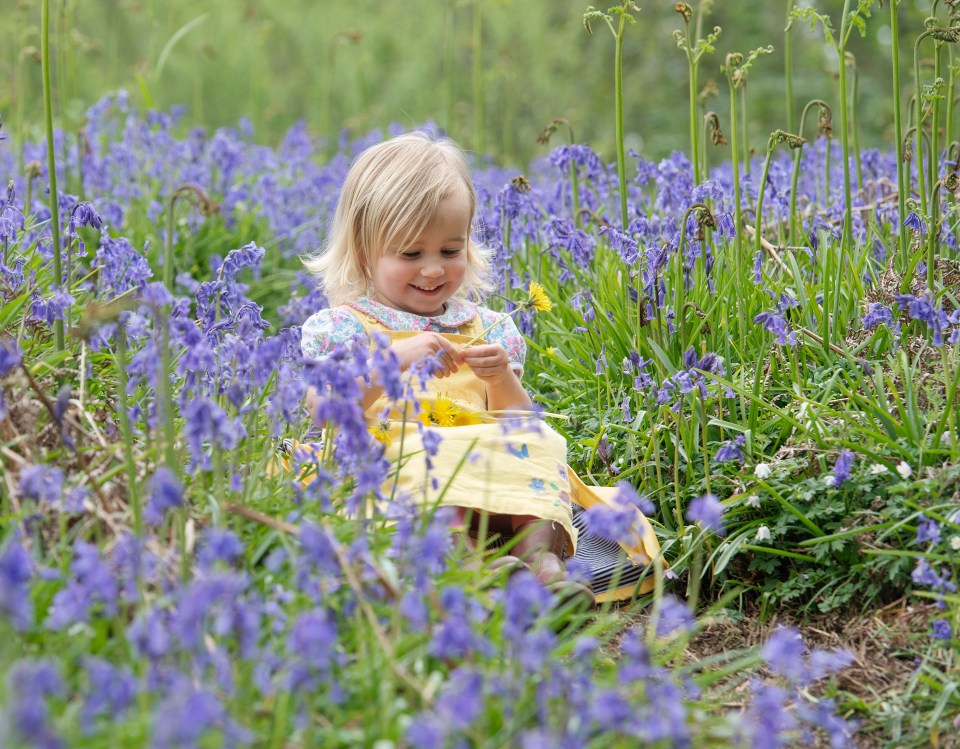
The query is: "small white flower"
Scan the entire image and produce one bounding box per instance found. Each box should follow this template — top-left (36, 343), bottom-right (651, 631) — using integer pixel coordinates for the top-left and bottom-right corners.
top-left (950, 536), bottom-right (960, 551)
top-left (896, 461), bottom-right (913, 479)
top-left (755, 525), bottom-right (772, 541)
top-left (868, 463), bottom-right (889, 475)
top-left (824, 475), bottom-right (837, 488)
top-left (745, 494), bottom-right (761, 509)
top-left (754, 463), bottom-right (772, 480)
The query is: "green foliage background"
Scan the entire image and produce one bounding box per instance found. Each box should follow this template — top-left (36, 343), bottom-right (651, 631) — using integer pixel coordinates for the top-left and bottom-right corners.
top-left (2, 0), bottom-right (935, 165)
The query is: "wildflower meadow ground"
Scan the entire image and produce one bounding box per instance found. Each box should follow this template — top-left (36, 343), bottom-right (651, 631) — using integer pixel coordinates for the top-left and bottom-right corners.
top-left (2, 1), bottom-right (960, 747)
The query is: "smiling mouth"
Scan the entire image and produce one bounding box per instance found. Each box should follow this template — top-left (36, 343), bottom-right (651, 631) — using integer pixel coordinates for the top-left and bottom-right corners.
top-left (413, 284), bottom-right (443, 293)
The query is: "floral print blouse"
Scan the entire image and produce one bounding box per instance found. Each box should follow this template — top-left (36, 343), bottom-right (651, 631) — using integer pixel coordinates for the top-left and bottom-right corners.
top-left (301, 296), bottom-right (526, 375)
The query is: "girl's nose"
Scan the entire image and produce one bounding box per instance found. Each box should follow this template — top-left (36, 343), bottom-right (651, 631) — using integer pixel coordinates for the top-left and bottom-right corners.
top-left (422, 262), bottom-right (444, 277)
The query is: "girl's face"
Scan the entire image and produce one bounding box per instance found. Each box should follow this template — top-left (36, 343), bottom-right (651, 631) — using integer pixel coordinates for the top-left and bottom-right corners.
top-left (368, 190), bottom-right (471, 316)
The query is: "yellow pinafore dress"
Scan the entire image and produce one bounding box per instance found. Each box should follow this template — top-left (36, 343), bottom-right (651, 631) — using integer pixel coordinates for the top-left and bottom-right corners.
top-left (353, 308), bottom-right (579, 555)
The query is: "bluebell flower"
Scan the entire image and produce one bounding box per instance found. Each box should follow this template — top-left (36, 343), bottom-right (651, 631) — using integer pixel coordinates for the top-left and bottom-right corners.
top-left (599, 225), bottom-right (639, 264)
top-left (832, 449), bottom-right (855, 486)
top-left (739, 680), bottom-right (795, 748)
top-left (931, 619), bottom-right (952, 640)
top-left (862, 302), bottom-right (893, 331)
top-left (151, 684), bottom-right (251, 749)
top-left (754, 310), bottom-right (797, 346)
top-left (763, 626), bottom-right (853, 687)
top-left (4, 658), bottom-right (65, 749)
top-left (144, 468), bottom-right (183, 526)
top-left (181, 395), bottom-right (245, 472)
top-left (797, 698), bottom-right (858, 748)
top-left (431, 585), bottom-right (488, 659)
top-left (0, 338), bottom-right (21, 377)
top-left (911, 558), bottom-right (958, 597)
top-left (30, 288), bottom-right (75, 326)
top-left (715, 434), bottom-right (746, 463)
top-left (0, 541), bottom-right (34, 630)
top-left (915, 514), bottom-right (941, 546)
top-left (421, 428), bottom-right (443, 458)
top-left (894, 292), bottom-right (951, 345)
top-left (288, 607), bottom-right (340, 691)
top-left (655, 595), bottom-right (695, 637)
top-left (0, 257), bottom-right (26, 296)
top-left (405, 716), bottom-right (447, 749)
top-left (197, 528), bottom-right (245, 570)
top-left (686, 493), bottom-right (725, 535)
top-left (503, 572), bottom-right (552, 640)
top-left (80, 657), bottom-right (137, 733)
top-left (436, 667), bottom-right (485, 731)
top-left (19, 464), bottom-right (64, 504)
top-left (762, 626), bottom-right (806, 683)
top-left (128, 606), bottom-right (172, 661)
top-left (46, 541), bottom-right (119, 629)
top-left (903, 211), bottom-right (927, 234)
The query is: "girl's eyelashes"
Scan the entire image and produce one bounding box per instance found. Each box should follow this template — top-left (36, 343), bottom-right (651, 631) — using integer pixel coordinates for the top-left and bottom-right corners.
top-left (397, 248), bottom-right (463, 259)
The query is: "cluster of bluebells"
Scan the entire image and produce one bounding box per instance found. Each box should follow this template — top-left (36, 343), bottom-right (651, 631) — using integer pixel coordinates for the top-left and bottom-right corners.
top-left (655, 347), bottom-right (725, 413)
top-left (910, 511), bottom-right (960, 643)
top-left (893, 292), bottom-right (960, 346)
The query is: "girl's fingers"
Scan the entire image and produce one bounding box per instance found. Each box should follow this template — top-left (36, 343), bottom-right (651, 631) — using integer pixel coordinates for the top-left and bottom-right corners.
top-left (462, 354), bottom-right (506, 369)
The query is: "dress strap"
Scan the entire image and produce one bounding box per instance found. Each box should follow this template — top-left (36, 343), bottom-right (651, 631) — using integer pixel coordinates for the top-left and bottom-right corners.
top-left (344, 306), bottom-right (390, 334)
top-left (456, 313), bottom-right (485, 339)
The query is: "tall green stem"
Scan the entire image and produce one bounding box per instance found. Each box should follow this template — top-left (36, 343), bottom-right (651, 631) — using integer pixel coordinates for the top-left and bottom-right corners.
top-left (915, 30), bottom-right (935, 217)
top-left (789, 100), bottom-right (831, 241)
top-left (929, 42), bottom-right (944, 292)
top-left (472, 0), bottom-right (484, 155)
top-left (785, 1), bottom-right (795, 131)
top-left (849, 53), bottom-right (863, 192)
top-left (614, 10), bottom-right (629, 229)
top-left (41, 0), bottom-right (65, 351)
top-left (725, 59), bottom-right (743, 256)
top-left (837, 0), bottom-right (854, 252)
top-left (757, 132), bottom-right (804, 262)
top-left (684, 22), bottom-right (701, 186)
top-left (675, 202), bottom-right (713, 352)
top-left (891, 0), bottom-right (907, 267)
top-left (740, 86), bottom-right (750, 176)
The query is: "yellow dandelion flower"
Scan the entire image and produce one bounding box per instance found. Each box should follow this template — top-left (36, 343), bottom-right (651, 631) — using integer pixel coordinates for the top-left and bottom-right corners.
top-left (526, 281), bottom-right (553, 313)
top-left (370, 420), bottom-right (392, 447)
top-left (420, 395), bottom-right (459, 428)
top-left (454, 410), bottom-right (483, 426)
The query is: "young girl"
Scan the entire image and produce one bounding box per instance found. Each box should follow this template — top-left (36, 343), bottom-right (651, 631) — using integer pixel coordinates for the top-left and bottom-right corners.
top-left (300, 132), bottom-right (646, 599)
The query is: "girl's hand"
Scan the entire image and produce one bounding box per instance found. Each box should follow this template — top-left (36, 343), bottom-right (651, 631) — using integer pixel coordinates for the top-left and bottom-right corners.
top-left (460, 343), bottom-right (513, 384)
top-left (391, 332), bottom-right (463, 379)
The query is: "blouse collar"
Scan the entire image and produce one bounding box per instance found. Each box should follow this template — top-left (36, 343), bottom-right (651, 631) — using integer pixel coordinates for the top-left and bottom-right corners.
top-left (350, 296), bottom-right (479, 328)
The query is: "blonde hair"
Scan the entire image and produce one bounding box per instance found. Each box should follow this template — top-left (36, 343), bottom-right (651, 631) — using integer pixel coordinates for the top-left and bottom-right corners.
top-left (303, 131), bottom-right (491, 306)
